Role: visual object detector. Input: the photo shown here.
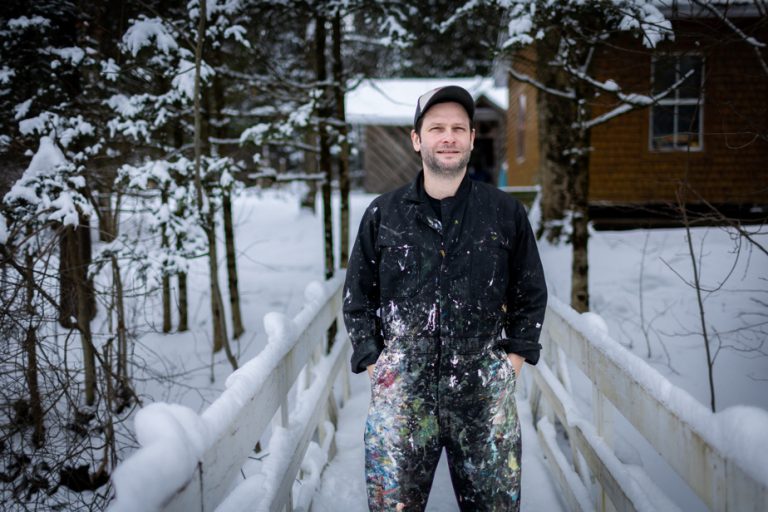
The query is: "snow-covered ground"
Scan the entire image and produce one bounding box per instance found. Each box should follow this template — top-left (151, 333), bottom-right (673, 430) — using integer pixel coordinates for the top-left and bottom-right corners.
top-left (116, 185), bottom-right (767, 510)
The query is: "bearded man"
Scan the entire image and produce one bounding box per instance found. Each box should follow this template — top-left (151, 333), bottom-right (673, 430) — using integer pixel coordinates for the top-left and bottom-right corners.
top-left (343, 85), bottom-right (547, 512)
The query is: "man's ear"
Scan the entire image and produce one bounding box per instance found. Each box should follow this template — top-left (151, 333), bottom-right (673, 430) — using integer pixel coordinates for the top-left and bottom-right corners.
top-left (470, 128), bottom-right (476, 151)
top-left (410, 129), bottom-right (421, 152)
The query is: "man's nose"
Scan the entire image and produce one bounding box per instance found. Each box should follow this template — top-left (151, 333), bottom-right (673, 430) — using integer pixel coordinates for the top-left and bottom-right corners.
top-left (441, 129), bottom-right (458, 144)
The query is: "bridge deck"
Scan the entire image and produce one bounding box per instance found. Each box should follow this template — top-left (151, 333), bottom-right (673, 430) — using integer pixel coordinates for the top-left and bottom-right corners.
top-left (312, 371), bottom-right (565, 511)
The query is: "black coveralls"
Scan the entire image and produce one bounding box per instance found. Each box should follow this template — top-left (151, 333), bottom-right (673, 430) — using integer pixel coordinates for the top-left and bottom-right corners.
top-left (343, 171), bottom-right (547, 511)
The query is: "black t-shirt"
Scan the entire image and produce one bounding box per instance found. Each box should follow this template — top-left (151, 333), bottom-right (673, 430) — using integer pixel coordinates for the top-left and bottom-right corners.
top-left (426, 194), bottom-right (442, 223)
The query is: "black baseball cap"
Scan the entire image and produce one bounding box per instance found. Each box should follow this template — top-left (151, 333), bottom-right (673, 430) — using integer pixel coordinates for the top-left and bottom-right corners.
top-left (413, 85), bottom-right (475, 129)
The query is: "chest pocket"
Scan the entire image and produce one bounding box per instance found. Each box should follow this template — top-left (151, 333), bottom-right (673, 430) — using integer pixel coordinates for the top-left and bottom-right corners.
top-left (471, 240), bottom-right (509, 301)
top-left (378, 230), bottom-right (420, 299)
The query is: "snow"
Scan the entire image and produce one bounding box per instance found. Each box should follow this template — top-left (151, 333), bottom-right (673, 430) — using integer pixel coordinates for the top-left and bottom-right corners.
top-left (122, 17), bottom-right (178, 56)
top-left (18, 112), bottom-right (54, 135)
top-left (0, 66), bottom-right (13, 84)
top-left (110, 403), bottom-right (208, 512)
top-left (538, 212), bottom-right (768, 506)
top-left (106, 94), bottom-right (143, 118)
top-left (46, 46), bottom-right (86, 66)
top-left (110, 260), bottom-right (344, 510)
top-left (172, 58), bottom-right (214, 100)
top-left (619, 2), bottom-right (673, 48)
top-left (20, 135), bottom-right (66, 178)
top-left (217, 339), bottom-right (346, 512)
top-left (345, 77), bottom-right (507, 126)
top-left (104, 184), bottom-right (766, 510)
top-left (548, 291), bottom-right (768, 485)
top-left (101, 58), bottom-right (121, 80)
top-left (6, 15), bottom-right (51, 30)
top-left (13, 98), bottom-right (31, 120)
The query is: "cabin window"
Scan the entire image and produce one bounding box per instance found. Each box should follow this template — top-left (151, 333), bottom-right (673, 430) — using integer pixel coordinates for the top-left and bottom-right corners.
top-left (650, 55), bottom-right (704, 151)
top-left (516, 94), bottom-right (526, 162)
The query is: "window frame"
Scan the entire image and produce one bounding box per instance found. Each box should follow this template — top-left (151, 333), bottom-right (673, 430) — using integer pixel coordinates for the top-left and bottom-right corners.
top-left (648, 53), bottom-right (705, 153)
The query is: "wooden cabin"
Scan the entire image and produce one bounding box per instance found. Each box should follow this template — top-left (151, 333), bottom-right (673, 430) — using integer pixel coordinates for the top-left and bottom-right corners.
top-left (506, 5), bottom-right (768, 227)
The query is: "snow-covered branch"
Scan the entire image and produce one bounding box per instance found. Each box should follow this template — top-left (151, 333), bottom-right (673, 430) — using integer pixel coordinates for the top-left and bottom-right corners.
top-left (578, 68), bottom-right (695, 130)
top-left (508, 66), bottom-right (576, 99)
top-left (690, 0), bottom-right (768, 76)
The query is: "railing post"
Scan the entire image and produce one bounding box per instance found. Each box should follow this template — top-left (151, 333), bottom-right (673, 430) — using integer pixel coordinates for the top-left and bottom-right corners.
top-left (337, 310), bottom-right (351, 406)
top-left (593, 383), bottom-right (616, 512)
top-left (556, 346), bottom-right (590, 490)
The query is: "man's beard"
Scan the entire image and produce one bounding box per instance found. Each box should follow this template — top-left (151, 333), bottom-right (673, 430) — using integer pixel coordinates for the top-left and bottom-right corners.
top-left (422, 147), bottom-right (471, 178)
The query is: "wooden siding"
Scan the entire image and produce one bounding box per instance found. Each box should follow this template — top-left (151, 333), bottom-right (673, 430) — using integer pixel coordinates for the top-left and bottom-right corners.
top-left (589, 21), bottom-right (768, 206)
top-left (362, 125), bottom-right (421, 193)
top-left (507, 20), bottom-right (768, 208)
top-left (506, 81), bottom-right (540, 187)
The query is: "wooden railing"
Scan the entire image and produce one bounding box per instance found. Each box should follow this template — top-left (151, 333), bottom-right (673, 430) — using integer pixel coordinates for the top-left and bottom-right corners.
top-left (530, 296), bottom-right (768, 512)
top-left (110, 273), bottom-right (350, 512)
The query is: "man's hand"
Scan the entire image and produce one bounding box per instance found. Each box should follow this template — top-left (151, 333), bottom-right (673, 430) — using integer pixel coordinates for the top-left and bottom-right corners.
top-left (507, 353), bottom-right (524, 377)
top-left (367, 364), bottom-right (375, 380)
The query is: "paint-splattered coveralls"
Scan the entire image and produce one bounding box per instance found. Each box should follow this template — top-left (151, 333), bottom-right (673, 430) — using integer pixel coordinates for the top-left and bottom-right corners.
top-left (343, 171), bottom-right (547, 511)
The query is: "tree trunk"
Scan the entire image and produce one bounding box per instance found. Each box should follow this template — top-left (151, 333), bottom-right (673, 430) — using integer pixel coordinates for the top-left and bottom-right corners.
top-left (178, 270), bottom-right (189, 332)
top-left (59, 220), bottom-right (96, 328)
top-left (67, 223), bottom-right (98, 405)
top-left (315, 14), bottom-right (334, 280)
top-left (301, 133), bottom-right (318, 212)
top-left (192, 0), bottom-right (236, 370)
top-left (204, 215), bottom-right (228, 355)
top-left (332, 11), bottom-right (351, 269)
top-left (160, 189), bottom-right (172, 333)
top-left (96, 188), bottom-right (115, 242)
top-left (111, 254), bottom-right (128, 383)
top-left (568, 67), bottom-right (593, 313)
top-left (24, 232), bottom-right (45, 447)
top-left (171, 119), bottom-right (188, 333)
top-left (222, 192), bottom-right (244, 338)
top-left (569, 142), bottom-right (590, 313)
top-left (211, 66), bottom-right (244, 340)
top-left (533, 37), bottom-right (572, 243)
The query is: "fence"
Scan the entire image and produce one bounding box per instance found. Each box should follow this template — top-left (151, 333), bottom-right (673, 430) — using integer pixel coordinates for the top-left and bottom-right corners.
top-left (530, 296), bottom-right (768, 512)
top-left (110, 273), bottom-right (350, 512)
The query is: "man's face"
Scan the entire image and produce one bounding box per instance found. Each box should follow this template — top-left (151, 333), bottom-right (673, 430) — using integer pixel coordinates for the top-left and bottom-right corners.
top-left (411, 102), bottom-right (475, 178)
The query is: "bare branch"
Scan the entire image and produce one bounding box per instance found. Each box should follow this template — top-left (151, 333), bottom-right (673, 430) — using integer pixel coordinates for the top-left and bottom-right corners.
top-left (508, 67), bottom-right (575, 99)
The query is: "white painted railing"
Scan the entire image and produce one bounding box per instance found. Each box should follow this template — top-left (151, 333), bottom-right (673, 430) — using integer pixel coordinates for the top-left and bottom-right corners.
top-left (110, 273), bottom-right (350, 512)
top-left (530, 296), bottom-right (768, 512)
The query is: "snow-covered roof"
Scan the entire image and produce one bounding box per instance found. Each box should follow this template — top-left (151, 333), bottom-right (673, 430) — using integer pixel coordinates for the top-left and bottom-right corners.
top-left (654, 0), bottom-right (762, 17)
top-left (345, 77), bottom-right (507, 126)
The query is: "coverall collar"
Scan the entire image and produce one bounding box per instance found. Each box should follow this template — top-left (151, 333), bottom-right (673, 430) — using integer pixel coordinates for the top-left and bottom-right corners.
top-left (404, 169), bottom-right (472, 206)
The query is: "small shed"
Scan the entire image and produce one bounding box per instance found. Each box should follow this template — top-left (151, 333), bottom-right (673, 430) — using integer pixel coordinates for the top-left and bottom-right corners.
top-left (346, 77), bottom-right (508, 193)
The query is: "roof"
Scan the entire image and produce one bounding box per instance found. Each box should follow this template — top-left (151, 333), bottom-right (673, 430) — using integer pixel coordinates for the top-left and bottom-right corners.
top-left (655, 0), bottom-right (763, 18)
top-left (345, 77), bottom-right (507, 126)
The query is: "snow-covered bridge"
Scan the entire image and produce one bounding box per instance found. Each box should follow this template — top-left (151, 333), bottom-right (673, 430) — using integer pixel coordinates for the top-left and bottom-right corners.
top-left (108, 272), bottom-right (768, 512)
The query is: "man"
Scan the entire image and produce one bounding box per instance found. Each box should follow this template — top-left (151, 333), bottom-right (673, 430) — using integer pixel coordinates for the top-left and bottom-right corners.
top-left (343, 85), bottom-right (547, 511)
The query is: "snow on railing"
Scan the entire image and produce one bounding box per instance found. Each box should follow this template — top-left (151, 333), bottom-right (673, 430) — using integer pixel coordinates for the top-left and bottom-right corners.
top-left (531, 296), bottom-right (768, 512)
top-left (110, 273), bottom-right (350, 512)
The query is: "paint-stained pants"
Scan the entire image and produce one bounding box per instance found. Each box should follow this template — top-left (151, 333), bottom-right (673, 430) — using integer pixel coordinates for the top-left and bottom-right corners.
top-left (365, 338), bottom-right (521, 511)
